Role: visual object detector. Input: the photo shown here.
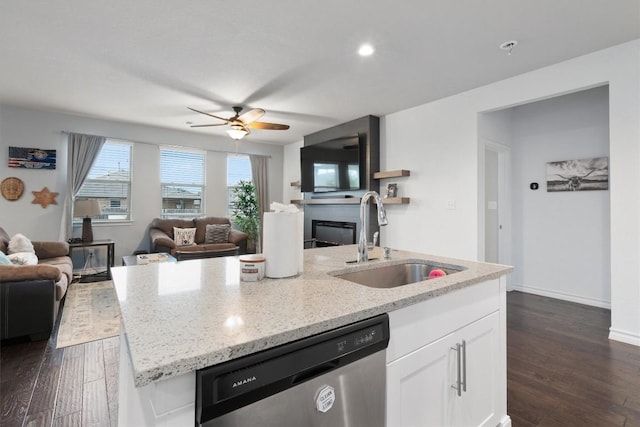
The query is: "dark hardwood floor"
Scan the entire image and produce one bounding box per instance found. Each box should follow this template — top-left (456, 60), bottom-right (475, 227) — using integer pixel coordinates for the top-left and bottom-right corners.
top-left (507, 291), bottom-right (640, 426)
top-left (1, 291), bottom-right (639, 426)
top-left (0, 300), bottom-right (118, 427)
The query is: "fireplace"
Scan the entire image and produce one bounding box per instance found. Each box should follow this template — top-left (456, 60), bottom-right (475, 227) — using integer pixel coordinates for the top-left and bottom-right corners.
top-left (311, 220), bottom-right (357, 247)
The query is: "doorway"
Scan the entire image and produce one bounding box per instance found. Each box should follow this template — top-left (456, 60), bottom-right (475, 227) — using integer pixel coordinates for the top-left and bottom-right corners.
top-left (480, 86), bottom-right (610, 307)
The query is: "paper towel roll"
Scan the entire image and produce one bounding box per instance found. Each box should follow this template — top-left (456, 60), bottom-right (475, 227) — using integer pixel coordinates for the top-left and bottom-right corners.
top-left (263, 211), bottom-right (303, 278)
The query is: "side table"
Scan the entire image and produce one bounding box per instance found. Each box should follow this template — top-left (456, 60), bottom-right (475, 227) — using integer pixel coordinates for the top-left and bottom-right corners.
top-left (68, 239), bottom-right (115, 282)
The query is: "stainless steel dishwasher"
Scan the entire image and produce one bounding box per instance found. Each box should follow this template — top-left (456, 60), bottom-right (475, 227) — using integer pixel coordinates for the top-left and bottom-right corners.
top-left (196, 314), bottom-right (389, 426)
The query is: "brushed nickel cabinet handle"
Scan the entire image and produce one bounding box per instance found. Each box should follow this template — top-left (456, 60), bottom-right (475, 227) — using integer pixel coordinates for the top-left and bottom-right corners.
top-left (461, 339), bottom-right (467, 393)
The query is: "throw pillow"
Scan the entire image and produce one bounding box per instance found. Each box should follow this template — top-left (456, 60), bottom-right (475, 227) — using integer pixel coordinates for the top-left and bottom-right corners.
top-left (173, 227), bottom-right (196, 246)
top-left (205, 224), bottom-right (231, 244)
top-left (8, 252), bottom-right (38, 265)
top-left (8, 233), bottom-right (35, 254)
top-left (0, 251), bottom-right (12, 265)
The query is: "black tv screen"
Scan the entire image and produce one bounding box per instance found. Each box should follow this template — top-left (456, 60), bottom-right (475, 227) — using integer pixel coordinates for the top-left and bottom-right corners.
top-left (300, 135), bottom-right (362, 193)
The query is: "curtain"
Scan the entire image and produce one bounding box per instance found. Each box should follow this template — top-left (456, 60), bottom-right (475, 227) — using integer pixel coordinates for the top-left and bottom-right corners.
top-left (249, 154), bottom-right (268, 253)
top-left (58, 133), bottom-right (106, 240)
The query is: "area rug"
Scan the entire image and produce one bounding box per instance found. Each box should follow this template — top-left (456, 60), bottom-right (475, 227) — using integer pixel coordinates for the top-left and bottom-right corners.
top-left (56, 280), bottom-right (121, 348)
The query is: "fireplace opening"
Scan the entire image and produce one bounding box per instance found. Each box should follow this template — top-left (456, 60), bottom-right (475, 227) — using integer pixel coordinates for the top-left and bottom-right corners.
top-left (311, 220), bottom-right (357, 247)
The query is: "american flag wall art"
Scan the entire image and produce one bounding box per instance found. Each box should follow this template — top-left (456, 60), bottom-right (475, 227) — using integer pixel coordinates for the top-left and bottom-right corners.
top-left (8, 146), bottom-right (56, 169)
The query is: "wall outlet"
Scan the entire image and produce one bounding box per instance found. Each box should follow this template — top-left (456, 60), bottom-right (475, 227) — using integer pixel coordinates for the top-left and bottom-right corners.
top-left (446, 199), bottom-right (457, 210)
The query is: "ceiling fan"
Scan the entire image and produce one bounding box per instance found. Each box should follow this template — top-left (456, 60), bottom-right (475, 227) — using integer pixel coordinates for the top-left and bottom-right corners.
top-left (188, 106), bottom-right (290, 140)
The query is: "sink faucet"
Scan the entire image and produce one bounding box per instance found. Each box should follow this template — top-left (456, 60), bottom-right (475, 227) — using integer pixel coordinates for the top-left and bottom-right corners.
top-left (358, 191), bottom-right (388, 263)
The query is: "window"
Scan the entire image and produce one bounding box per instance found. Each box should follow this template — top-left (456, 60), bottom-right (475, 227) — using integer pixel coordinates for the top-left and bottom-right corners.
top-left (76, 141), bottom-right (132, 221)
top-left (227, 154), bottom-right (252, 216)
top-left (161, 147), bottom-right (205, 219)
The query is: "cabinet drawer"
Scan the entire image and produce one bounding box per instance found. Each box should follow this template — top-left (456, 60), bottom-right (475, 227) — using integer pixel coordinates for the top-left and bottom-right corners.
top-left (386, 279), bottom-right (499, 363)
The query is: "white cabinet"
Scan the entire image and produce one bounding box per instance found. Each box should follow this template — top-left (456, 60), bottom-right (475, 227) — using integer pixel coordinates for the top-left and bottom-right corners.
top-left (450, 312), bottom-right (500, 426)
top-left (386, 278), bottom-right (508, 427)
top-left (387, 331), bottom-right (453, 426)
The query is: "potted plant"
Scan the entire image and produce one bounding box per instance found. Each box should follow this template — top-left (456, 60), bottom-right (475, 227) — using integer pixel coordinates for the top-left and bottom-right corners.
top-left (230, 180), bottom-right (260, 253)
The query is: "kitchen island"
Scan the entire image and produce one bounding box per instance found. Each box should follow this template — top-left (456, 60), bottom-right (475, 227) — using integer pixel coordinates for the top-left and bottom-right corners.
top-left (112, 245), bottom-right (512, 426)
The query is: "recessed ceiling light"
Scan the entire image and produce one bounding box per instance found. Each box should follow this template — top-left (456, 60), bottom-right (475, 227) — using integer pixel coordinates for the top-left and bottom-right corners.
top-left (358, 44), bottom-right (375, 56)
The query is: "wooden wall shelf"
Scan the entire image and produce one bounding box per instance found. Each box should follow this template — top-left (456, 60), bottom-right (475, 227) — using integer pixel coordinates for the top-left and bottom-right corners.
top-left (291, 198), bottom-right (361, 205)
top-left (373, 169), bottom-right (410, 179)
top-left (291, 197), bottom-right (409, 205)
top-left (383, 197), bottom-right (410, 204)
top-left (293, 169), bottom-right (412, 205)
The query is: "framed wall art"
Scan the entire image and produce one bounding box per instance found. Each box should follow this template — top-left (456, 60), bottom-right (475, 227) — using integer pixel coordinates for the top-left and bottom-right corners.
top-left (546, 157), bottom-right (608, 192)
top-left (8, 146), bottom-right (57, 169)
top-left (385, 183), bottom-right (398, 198)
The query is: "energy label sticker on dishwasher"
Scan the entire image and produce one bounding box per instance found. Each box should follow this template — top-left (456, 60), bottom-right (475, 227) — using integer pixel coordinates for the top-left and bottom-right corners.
top-left (315, 385), bottom-right (335, 413)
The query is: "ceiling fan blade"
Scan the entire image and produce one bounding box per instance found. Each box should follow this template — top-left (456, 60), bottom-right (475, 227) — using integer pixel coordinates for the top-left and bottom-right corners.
top-left (248, 121), bottom-right (290, 130)
top-left (238, 108), bottom-right (265, 124)
top-left (188, 107), bottom-right (230, 123)
top-left (190, 123), bottom-right (227, 128)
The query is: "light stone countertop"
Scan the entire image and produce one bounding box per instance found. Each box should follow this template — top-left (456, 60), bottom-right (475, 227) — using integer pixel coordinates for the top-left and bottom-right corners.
top-left (111, 245), bottom-right (512, 387)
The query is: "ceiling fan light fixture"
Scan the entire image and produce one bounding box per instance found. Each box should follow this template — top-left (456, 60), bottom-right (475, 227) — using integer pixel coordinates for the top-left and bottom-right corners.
top-left (227, 125), bottom-right (248, 140)
top-left (188, 106), bottom-right (288, 139)
top-left (358, 44), bottom-right (375, 56)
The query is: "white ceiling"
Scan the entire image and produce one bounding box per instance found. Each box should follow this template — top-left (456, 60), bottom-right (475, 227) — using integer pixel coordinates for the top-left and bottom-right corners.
top-left (1, 1), bottom-right (638, 145)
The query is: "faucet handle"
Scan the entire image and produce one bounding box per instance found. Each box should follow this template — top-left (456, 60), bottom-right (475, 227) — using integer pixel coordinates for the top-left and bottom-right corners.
top-left (367, 231), bottom-right (379, 250)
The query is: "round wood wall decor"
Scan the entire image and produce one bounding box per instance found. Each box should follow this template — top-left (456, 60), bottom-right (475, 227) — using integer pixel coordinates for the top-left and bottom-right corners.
top-left (1, 177), bottom-right (25, 201)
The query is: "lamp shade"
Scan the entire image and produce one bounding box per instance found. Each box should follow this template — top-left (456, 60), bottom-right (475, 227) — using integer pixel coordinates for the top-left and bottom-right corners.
top-left (74, 199), bottom-right (101, 218)
top-left (74, 199), bottom-right (101, 242)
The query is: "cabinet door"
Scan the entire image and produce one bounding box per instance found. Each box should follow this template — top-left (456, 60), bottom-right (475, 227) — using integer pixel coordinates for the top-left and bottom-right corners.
top-left (387, 332), bottom-right (459, 427)
top-left (449, 312), bottom-right (500, 427)
top-left (387, 312), bottom-right (500, 427)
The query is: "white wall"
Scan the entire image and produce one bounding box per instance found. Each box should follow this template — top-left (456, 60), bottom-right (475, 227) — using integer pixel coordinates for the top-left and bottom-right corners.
top-left (478, 108), bottom-right (514, 147)
top-left (510, 86), bottom-right (610, 307)
top-left (376, 40), bottom-right (639, 345)
top-left (0, 105), bottom-right (284, 262)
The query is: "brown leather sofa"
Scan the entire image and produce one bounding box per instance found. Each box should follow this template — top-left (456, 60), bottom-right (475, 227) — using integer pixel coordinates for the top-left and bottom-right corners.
top-left (0, 227), bottom-right (73, 341)
top-left (149, 217), bottom-right (249, 260)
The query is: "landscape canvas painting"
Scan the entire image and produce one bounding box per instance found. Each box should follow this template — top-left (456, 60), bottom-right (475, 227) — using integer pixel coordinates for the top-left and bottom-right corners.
top-left (546, 157), bottom-right (608, 192)
top-left (8, 146), bottom-right (57, 169)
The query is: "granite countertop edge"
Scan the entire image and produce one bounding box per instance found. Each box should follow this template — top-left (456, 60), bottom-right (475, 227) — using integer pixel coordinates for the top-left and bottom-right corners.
top-left (113, 246), bottom-right (513, 387)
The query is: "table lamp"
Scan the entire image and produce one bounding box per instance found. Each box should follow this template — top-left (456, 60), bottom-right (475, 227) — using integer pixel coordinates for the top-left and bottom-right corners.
top-left (74, 199), bottom-right (101, 242)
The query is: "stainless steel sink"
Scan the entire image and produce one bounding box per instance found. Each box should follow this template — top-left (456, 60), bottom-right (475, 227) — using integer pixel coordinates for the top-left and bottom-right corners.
top-left (333, 261), bottom-right (465, 289)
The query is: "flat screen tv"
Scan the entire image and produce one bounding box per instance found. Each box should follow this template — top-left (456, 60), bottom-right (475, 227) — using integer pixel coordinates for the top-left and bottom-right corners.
top-left (300, 134), bottom-right (363, 193)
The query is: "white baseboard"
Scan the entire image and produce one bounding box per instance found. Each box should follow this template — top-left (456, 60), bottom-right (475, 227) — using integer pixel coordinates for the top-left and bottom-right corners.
top-left (499, 415), bottom-right (512, 427)
top-left (508, 283), bottom-right (611, 309)
top-left (609, 328), bottom-right (640, 346)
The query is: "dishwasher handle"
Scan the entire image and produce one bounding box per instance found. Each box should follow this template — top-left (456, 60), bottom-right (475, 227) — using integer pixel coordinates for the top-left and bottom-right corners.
top-left (291, 360), bottom-right (340, 385)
